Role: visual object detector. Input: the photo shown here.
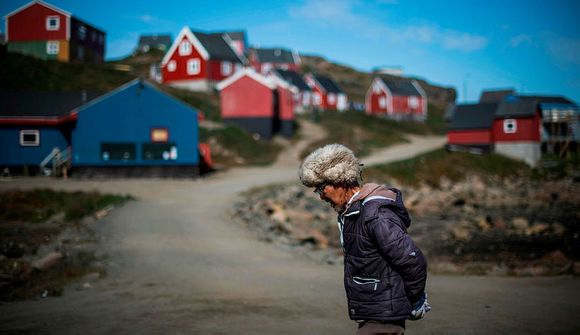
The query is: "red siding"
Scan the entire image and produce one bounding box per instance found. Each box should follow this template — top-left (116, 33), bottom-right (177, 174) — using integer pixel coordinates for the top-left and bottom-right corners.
top-left (492, 116), bottom-right (540, 142)
top-left (277, 87), bottom-right (294, 121)
top-left (7, 3), bottom-right (68, 41)
top-left (162, 35), bottom-right (207, 83)
top-left (367, 90), bottom-right (388, 115)
top-left (220, 76), bottom-right (273, 118)
top-left (447, 130), bottom-right (493, 145)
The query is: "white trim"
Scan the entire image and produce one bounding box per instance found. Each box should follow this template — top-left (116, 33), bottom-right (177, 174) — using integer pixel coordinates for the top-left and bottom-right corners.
top-left (179, 39), bottom-right (191, 56)
top-left (268, 73), bottom-right (299, 93)
top-left (167, 60), bottom-right (176, 72)
top-left (161, 27), bottom-right (209, 66)
top-left (305, 73), bottom-right (326, 93)
top-left (503, 118), bottom-right (517, 134)
top-left (362, 195), bottom-right (395, 205)
top-left (411, 80), bottom-right (428, 115)
top-left (292, 49), bottom-right (301, 64)
top-left (216, 67), bottom-right (276, 91)
top-left (187, 58), bottom-right (200, 75)
top-left (221, 33), bottom-right (247, 64)
top-left (4, 0), bottom-right (71, 20)
top-left (221, 61), bottom-right (232, 76)
top-left (46, 15), bottom-right (59, 31)
top-left (46, 40), bottom-right (59, 54)
top-left (20, 129), bottom-right (40, 146)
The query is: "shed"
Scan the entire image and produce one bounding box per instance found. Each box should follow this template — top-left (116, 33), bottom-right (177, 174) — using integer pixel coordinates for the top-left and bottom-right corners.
top-left (446, 103), bottom-right (498, 153)
top-left (217, 68), bottom-right (296, 139)
top-left (71, 79), bottom-right (200, 177)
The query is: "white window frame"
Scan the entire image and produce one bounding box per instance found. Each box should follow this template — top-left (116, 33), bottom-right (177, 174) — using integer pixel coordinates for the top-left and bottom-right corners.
top-left (179, 40), bottom-right (192, 56)
top-left (313, 92), bottom-right (322, 105)
top-left (221, 61), bottom-right (232, 76)
top-left (409, 96), bottom-right (419, 108)
top-left (167, 60), bottom-right (176, 72)
top-left (46, 41), bottom-right (59, 55)
top-left (46, 16), bottom-right (59, 31)
top-left (503, 119), bottom-right (517, 134)
top-left (379, 96), bottom-right (386, 109)
top-left (187, 58), bottom-right (200, 75)
top-left (328, 93), bottom-right (336, 105)
top-left (20, 130), bottom-right (40, 146)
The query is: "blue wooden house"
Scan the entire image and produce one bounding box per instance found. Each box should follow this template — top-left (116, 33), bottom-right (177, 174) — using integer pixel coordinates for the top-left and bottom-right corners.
top-left (0, 91), bottom-right (100, 174)
top-left (0, 79), bottom-right (201, 177)
top-left (71, 79), bottom-right (200, 177)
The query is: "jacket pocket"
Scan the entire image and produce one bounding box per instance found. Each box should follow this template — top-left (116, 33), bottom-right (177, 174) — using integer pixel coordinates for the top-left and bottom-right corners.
top-left (352, 276), bottom-right (381, 292)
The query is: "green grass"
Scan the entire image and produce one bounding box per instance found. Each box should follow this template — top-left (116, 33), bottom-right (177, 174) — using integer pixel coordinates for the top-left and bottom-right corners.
top-left (199, 126), bottom-right (283, 166)
top-left (0, 189), bottom-right (132, 223)
top-left (364, 148), bottom-right (533, 187)
top-left (301, 110), bottom-right (444, 159)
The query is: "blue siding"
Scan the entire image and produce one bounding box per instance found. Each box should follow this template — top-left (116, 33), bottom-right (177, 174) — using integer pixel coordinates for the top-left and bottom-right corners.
top-left (0, 127), bottom-right (69, 166)
top-left (72, 80), bottom-right (199, 166)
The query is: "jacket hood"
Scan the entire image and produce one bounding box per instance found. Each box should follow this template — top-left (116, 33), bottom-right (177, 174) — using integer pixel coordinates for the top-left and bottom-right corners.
top-left (351, 183), bottom-right (412, 229)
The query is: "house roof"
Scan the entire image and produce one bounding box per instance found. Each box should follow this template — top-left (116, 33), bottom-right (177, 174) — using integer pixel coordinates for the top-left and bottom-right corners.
top-left (479, 89), bottom-right (515, 103)
top-left (309, 74), bottom-right (344, 94)
top-left (138, 35), bottom-right (172, 47)
top-left (495, 96), bottom-right (541, 118)
top-left (4, 0), bottom-right (71, 19)
top-left (216, 68), bottom-right (276, 91)
top-left (192, 31), bottom-right (244, 63)
top-left (273, 69), bottom-right (310, 91)
top-left (252, 48), bottom-right (298, 64)
top-left (448, 103), bottom-right (498, 130)
top-left (0, 91), bottom-right (101, 123)
top-left (215, 31), bottom-right (246, 44)
top-left (378, 76), bottom-right (421, 96)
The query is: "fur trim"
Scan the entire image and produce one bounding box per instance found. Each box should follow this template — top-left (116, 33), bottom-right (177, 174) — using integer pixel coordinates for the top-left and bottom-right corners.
top-left (298, 144), bottom-right (361, 187)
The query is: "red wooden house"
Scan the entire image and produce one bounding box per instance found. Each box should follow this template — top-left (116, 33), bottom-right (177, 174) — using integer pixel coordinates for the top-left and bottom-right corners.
top-left (304, 73), bottom-right (348, 111)
top-left (270, 69), bottom-right (312, 114)
top-left (446, 103), bottom-right (498, 154)
top-left (161, 27), bottom-right (246, 92)
top-left (216, 68), bottom-right (296, 139)
top-left (248, 48), bottom-right (300, 75)
top-left (5, 0), bottom-right (105, 63)
top-left (365, 76), bottom-right (427, 122)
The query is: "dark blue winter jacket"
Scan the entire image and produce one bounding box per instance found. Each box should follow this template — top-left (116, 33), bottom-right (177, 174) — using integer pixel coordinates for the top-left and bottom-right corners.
top-left (339, 183), bottom-right (427, 322)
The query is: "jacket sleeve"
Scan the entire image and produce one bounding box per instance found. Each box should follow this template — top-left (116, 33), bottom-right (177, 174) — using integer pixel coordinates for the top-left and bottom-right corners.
top-left (369, 209), bottom-right (428, 304)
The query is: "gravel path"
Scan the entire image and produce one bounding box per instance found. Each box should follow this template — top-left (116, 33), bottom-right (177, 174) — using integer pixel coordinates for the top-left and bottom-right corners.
top-left (1, 121), bottom-right (579, 334)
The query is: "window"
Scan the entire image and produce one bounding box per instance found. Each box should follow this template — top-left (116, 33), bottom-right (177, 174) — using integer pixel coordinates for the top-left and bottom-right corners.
top-left (167, 60), bottom-right (176, 72)
top-left (187, 58), bottom-right (200, 75)
top-left (221, 61), bottom-right (232, 76)
top-left (46, 16), bottom-right (59, 31)
top-left (20, 130), bottom-right (39, 146)
top-left (328, 93), bottom-right (336, 105)
top-left (142, 143), bottom-right (178, 160)
top-left (46, 41), bottom-right (59, 55)
top-left (409, 96), bottom-right (419, 108)
top-left (78, 25), bottom-right (87, 40)
top-left (151, 128), bottom-right (169, 142)
top-left (379, 96), bottom-right (386, 109)
top-left (503, 119), bottom-right (517, 134)
top-left (99, 34), bottom-right (104, 45)
top-left (313, 92), bottom-right (322, 105)
top-left (235, 63), bottom-right (242, 72)
top-left (101, 143), bottom-right (136, 161)
top-left (179, 40), bottom-right (191, 55)
top-left (261, 63), bottom-right (272, 74)
top-left (91, 31), bottom-right (97, 42)
top-left (77, 46), bottom-right (84, 60)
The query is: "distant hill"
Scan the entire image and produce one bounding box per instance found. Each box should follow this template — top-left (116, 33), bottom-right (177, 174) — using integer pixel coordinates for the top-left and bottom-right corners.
top-left (299, 54), bottom-right (456, 111)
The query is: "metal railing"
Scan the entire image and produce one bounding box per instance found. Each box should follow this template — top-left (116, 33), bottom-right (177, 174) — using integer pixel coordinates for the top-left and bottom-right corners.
top-left (39, 147), bottom-right (72, 177)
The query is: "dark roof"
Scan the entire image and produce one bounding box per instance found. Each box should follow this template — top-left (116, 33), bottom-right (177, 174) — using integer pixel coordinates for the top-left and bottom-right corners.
top-left (274, 69), bottom-right (310, 91)
top-left (252, 48), bottom-right (297, 64)
top-left (378, 77), bottom-right (421, 96)
top-left (479, 89), bottom-right (515, 103)
top-left (311, 74), bottom-right (343, 93)
top-left (192, 31), bottom-right (243, 63)
top-left (496, 95), bottom-right (578, 118)
top-left (138, 35), bottom-right (172, 47)
top-left (0, 91), bottom-right (101, 119)
top-left (217, 31), bottom-right (246, 43)
top-left (448, 103), bottom-right (498, 130)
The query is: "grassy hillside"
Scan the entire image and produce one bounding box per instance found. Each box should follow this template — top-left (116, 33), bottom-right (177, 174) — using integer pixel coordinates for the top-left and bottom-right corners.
top-left (363, 148), bottom-right (579, 187)
top-left (300, 54), bottom-right (457, 110)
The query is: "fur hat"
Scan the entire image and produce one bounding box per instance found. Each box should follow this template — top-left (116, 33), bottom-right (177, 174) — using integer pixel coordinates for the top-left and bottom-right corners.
top-left (298, 144), bottom-right (361, 187)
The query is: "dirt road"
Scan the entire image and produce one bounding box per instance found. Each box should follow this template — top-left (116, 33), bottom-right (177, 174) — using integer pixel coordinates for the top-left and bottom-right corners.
top-left (1, 121), bottom-right (579, 334)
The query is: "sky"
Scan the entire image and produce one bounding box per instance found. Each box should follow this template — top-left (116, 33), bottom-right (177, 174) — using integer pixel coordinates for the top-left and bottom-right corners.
top-left (2, 0), bottom-right (579, 104)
